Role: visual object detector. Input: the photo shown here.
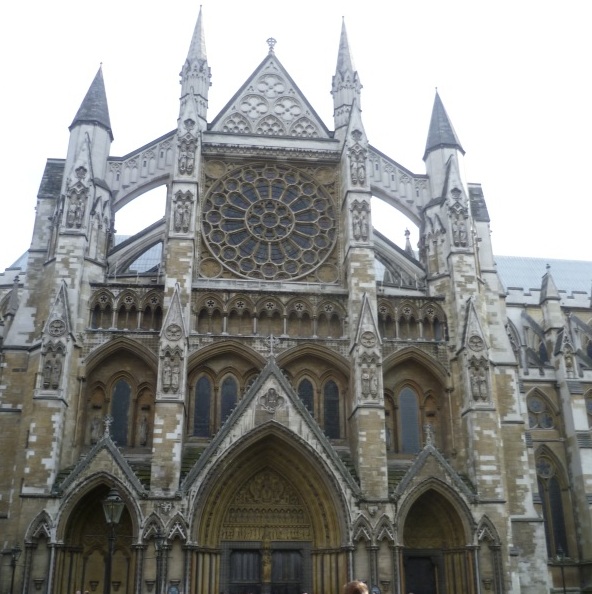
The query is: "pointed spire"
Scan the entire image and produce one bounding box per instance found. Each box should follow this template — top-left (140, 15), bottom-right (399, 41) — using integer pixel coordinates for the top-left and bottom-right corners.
top-left (404, 229), bottom-right (414, 258)
top-left (186, 5), bottom-right (207, 66)
top-left (332, 18), bottom-right (362, 130)
top-left (69, 66), bottom-right (113, 141)
top-left (423, 90), bottom-right (464, 161)
top-left (540, 264), bottom-right (561, 303)
top-left (180, 6), bottom-right (210, 124)
top-left (336, 18), bottom-right (355, 74)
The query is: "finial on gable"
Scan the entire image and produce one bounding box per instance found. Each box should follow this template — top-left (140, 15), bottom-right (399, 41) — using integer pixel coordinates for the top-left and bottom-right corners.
top-left (267, 37), bottom-right (277, 53)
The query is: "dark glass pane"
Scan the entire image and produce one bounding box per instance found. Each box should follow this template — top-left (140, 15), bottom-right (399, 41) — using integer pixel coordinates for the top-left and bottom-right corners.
top-left (221, 377), bottom-right (238, 423)
top-left (298, 379), bottom-right (314, 416)
top-left (400, 387), bottom-right (420, 453)
top-left (324, 380), bottom-right (340, 438)
top-left (549, 477), bottom-right (568, 554)
top-left (111, 380), bottom-right (131, 446)
top-left (194, 377), bottom-right (211, 437)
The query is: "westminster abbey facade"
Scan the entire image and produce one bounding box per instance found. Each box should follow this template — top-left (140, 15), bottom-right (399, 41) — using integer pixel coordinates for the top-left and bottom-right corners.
top-left (2, 8), bottom-right (592, 594)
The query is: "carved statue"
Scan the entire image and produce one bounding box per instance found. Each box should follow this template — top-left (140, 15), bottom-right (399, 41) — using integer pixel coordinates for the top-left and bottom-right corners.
top-left (139, 415), bottom-right (148, 446)
top-left (182, 202), bottom-right (191, 232)
top-left (163, 358), bottom-right (172, 391)
top-left (360, 210), bottom-right (369, 241)
top-left (352, 210), bottom-right (361, 240)
top-left (50, 355), bottom-right (62, 389)
top-left (262, 550), bottom-right (272, 583)
top-left (42, 359), bottom-right (52, 388)
top-left (361, 369), bottom-right (370, 397)
top-left (90, 416), bottom-right (101, 444)
top-left (171, 362), bottom-right (180, 393)
top-left (174, 202), bottom-right (183, 232)
top-left (370, 367), bottom-right (378, 397)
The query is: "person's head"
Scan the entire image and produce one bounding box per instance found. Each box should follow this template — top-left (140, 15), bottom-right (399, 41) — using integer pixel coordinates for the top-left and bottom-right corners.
top-left (344, 581), bottom-right (368, 594)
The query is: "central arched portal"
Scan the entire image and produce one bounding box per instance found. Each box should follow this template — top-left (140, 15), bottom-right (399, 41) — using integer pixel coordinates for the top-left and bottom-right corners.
top-left (402, 489), bottom-right (476, 594)
top-left (192, 432), bottom-right (348, 594)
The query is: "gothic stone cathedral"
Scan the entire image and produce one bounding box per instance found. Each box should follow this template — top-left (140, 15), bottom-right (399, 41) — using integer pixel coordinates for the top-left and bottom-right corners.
top-left (2, 9), bottom-right (592, 594)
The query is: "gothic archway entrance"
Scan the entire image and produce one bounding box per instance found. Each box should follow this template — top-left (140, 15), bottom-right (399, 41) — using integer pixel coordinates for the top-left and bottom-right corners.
top-left (192, 431), bottom-right (348, 594)
top-left (55, 485), bottom-right (135, 594)
top-left (402, 489), bottom-right (476, 594)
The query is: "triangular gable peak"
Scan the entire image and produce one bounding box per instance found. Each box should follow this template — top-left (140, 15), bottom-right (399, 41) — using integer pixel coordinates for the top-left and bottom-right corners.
top-left (53, 418), bottom-right (147, 497)
top-left (460, 296), bottom-right (488, 356)
top-left (353, 292), bottom-right (382, 351)
top-left (181, 356), bottom-right (359, 495)
top-left (392, 439), bottom-right (476, 504)
top-left (160, 284), bottom-right (188, 344)
top-left (43, 281), bottom-right (72, 341)
top-left (209, 51), bottom-right (332, 140)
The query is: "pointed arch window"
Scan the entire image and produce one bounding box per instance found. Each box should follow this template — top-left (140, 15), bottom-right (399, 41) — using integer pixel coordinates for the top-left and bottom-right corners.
top-left (536, 456), bottom-right (569, 558)
top-left (298, 379), bottom-right (314, 416)
top-left (221, 376), bottom-right (238, 424)
top-left (111, 379), bottom-right (131, 446)
top-left (194, 376), bottom-right (212, 437)
top-left (399, 387), bottom-right (420, 453)
top-left (323, 380), bottom-right (340, 438)
top-left (527, 394), bottom-right (555, 429)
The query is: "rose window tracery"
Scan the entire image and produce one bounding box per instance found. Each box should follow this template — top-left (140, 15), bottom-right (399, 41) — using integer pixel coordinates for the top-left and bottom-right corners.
top-left (202, 164), bottom-right (337, 280)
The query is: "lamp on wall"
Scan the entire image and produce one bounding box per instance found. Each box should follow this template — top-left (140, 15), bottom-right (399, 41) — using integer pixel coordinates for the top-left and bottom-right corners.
top-left (102, 489), bottom-right (125, 594)
top-left (10, 545), bottom-right (22, 594)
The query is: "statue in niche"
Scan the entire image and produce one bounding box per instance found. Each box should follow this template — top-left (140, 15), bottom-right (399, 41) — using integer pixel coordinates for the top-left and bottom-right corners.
top-left (452, 214), bottom-right (468, 247)
top-left (470, 366), bottom-right (488, 401)
top-left (178, 141), bottom-right (195, 175)
top-left (50, 355), bottom-right (62, 389)
top-left (352, 210), bottom-right (361, 240)
top-left (262, 549), bottom-right (272, 583)
top-left (182, 202), bottom-right (191, 232)
top-left (360, 210), bottom-right (369, 241)
top-left (361, 368), bottom-right (370, 397)
top-left (470, 368), bottom-right (480, 400)
top-left (174, 202), bottom-right (183, 232)
top-left (90, 416), bottom-right (102, 444)
top-left (42, 359), bottom-right (52, 389)
top-left (162, 358), bottom-right (172, 392)
top-left (565, 351), bottom-right (575, 378)
top-left (171, 360), bottom-right (180, 393)
top-left (66, 193), bottom-right (86, 228)
top-left (458, 219), bottom-right (468, 246)
top-left (349, 147), bottom-right (367, 185)
top-left (138, 415), bottom-right (149, 446)
top-left (370, 366), bottom-right (378, 397)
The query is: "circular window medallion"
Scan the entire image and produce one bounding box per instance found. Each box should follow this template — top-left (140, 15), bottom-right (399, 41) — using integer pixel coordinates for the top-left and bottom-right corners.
top-left (468, 335), bottom-right (484, 351)
top-left (48, 320), bottom-right (66, 336)
top-left (361, 331), bottom-right (377, 347)
top-left (202, 164), bottom-right (337, 280)
top-left (165, 323), bottom-right (182, 340)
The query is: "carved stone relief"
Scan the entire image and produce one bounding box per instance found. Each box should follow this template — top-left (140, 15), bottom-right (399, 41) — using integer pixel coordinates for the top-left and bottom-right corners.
top-left (173, 190), bottom-right (193, 233)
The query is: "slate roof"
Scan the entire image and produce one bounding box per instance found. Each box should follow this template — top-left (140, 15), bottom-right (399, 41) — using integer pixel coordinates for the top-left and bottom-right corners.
top-left (495, 256), bottom-right (592, 295)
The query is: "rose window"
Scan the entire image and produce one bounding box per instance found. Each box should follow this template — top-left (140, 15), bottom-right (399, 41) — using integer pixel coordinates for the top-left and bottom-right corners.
top-left (202, 164), bottom-right (336, 280)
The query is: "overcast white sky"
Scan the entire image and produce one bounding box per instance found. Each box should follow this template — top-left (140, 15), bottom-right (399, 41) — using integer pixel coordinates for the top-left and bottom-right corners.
top-left (1, 0), bottom-right (590, 272)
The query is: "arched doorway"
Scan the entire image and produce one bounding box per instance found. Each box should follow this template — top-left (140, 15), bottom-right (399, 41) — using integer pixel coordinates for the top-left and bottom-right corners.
top-left (402, 489), bottom-right (475, 594)
top-left (191, 431), bottom-right (348, 594)
top-left (55, 485), bottom-right (135, 594)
